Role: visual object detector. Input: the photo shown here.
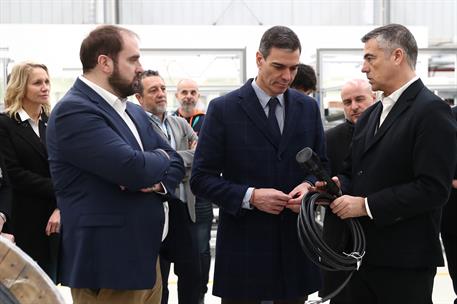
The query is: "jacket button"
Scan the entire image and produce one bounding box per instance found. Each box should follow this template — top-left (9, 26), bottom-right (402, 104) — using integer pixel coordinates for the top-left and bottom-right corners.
top-left (357, 170), bottom-right (363, 176)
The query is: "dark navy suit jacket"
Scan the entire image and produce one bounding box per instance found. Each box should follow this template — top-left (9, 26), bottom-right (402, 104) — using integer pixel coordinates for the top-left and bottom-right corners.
top-left (191, 79), bottom-right (325, 299)
top-left (47, 78), bottom-right (184, 289)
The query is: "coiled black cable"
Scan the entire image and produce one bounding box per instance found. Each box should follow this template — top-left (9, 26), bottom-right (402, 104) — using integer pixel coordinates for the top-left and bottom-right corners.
top-left (297, 191), bottom-right (366, 303)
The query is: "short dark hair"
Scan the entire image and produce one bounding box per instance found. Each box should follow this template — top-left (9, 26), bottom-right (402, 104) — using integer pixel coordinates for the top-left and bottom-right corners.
top-left (290, 64), bottom-right (317, 92)
top-left (361, 23), bottom-right (418, 69)
top-left (259, 26), bottom-right (301, 59)
top-left (80, 25), bottom-right (137, 73)
top-left (136, 69), bottom-right (161, 96)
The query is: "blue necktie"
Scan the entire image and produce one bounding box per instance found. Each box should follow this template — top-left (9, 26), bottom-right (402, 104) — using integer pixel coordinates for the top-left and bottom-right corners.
top-left (268, 97), bottom-right (281, 143)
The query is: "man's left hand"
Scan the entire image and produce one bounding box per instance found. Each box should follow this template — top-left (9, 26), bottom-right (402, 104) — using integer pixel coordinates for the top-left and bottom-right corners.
top-left (286, 182), bottom-right (312, 213)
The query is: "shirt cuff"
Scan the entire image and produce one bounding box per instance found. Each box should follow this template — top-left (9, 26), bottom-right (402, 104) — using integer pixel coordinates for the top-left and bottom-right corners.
top-left (365, 197), bottom-right (373, 219)
top-left (242, 187), bottom-right (254, 210)
top-left (157, 182), bottom-right (168, 195)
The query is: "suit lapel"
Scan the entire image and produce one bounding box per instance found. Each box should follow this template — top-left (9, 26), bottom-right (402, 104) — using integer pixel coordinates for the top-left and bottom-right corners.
top-left (238, 81), bottom-right (280, 149)
top-left (278, 90), bottom-right (298, 155)
top-left (14, 115), bottom-right (47, 160)
top-left (363, 101), bottom-right (383, 151)
top-left (74, 79), bottom-right (143, 151)
top-left (363, 79), bottom-right (421, 154)
top-left (149, 115), bottom-right (169, 142)
top-left (125, 104), bottom-right (146, 150)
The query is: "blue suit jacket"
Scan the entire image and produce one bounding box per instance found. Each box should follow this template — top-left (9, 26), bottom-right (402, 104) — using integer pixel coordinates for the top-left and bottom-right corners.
top-left (47, 78), bottom-right (184, 289)
top-left (191, 79), bottom-right (325, 299)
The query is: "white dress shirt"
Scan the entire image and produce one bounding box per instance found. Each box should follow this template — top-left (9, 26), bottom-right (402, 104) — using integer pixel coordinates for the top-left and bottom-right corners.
top-left (18, 108), bottom-right (40, 137)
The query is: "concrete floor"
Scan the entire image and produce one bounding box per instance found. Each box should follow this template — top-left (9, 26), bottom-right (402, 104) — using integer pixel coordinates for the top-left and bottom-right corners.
top-left (58, 222), bottom-right (455, 303)
top-left (58, 261), bottom-right (454, 304)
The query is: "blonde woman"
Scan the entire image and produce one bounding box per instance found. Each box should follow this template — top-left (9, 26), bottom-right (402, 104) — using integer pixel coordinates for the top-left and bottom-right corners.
top-left (0, 62), bottom-right (59, 282)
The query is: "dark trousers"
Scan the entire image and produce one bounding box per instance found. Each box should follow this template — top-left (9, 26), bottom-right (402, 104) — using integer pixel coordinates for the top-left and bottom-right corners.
top-left (442, 233), bottom-right (457, 304)
top-left (195, 214), bottom-right (212, 296)
top-left (160, 254), bottom-right (200, 304)
top-left (160, 200), bottom-right (201, 304)
top-left (195, 197), bottom-right (214, 298)
top-left (330, 265), bottom-right (436, 304)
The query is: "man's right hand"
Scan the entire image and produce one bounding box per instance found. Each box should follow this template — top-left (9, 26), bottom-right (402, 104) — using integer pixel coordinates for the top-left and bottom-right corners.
top-left (250, 188), bottom-right (291, 215)
top-left (140, 183), bottom-right (164, 193)
top-left (315, 176), bottom-right (341, 192)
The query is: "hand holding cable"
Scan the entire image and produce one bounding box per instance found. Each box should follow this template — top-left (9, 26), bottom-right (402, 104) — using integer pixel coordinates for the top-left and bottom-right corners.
top-left (295, 147), bottom-right (366, 303)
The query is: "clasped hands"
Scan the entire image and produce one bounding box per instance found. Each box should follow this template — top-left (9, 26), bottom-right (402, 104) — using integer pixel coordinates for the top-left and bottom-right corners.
top-left (119, 183), bottom-right (164, 193)
top-left (249, 182), bottom-right (312, 214)
top-left (251, 178), bottom-right (368, 219)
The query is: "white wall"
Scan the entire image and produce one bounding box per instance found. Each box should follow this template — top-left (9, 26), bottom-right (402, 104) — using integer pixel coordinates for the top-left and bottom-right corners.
top-left (0, 24), bottom-right (429, 79)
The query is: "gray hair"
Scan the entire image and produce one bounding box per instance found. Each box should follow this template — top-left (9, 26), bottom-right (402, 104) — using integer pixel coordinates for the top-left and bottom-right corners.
top-left (361, 24), bottom-right (418, 69)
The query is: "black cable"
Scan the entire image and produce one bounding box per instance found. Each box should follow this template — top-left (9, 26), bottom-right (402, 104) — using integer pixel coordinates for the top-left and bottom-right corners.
top-left (297, 191), bottom-right (365, 303)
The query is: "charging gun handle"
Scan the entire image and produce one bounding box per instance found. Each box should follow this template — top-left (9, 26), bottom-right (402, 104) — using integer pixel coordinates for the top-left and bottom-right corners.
top-left (295, 147), bottom-right (341, 197)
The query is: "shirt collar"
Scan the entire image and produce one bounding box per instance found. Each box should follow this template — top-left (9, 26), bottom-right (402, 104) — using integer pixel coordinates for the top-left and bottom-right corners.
top-left (382, 76), bottom-right (419, 103)
top-left (149, 112), bottom-right (162, 125)
top-left (17, 108), bottom-right (32, 122)
top-left (79, 75), bottom-right (127, 111)
top-left (251, 78), bottom-right (285, 109)
top-left (148, 111), bottom-right (170, 125)
top-left (17, 108), bottom-right (43, 123)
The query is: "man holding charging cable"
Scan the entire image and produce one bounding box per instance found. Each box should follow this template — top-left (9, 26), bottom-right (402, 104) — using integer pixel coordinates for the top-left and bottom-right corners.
top-left (324, 24), bottom-right (457, 304)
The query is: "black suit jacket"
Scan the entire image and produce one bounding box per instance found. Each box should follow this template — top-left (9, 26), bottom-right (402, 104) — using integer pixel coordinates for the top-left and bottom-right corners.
top-left (0, 152), bottom-right (12, 232)
top-left (341, 79), bottom-right (457, 268)
top-left (325, 120), bottom-right (354, 176)
top-left (0, 112), bottom-right (56, 265)
top-left (442, 106), bottom-right (457, 236)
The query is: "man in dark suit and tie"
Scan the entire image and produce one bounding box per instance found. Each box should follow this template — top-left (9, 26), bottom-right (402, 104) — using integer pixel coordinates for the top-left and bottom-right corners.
top-left (190, 25), bottom-right (325, 303)
top-left (328, 24), bottom-right (457, 304)
top-left (47, 25), bottom-right (184, 304)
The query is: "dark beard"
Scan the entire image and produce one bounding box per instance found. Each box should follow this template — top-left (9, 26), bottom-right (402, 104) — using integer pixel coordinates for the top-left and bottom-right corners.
top-left (108, 64), bottom-right (140, 98)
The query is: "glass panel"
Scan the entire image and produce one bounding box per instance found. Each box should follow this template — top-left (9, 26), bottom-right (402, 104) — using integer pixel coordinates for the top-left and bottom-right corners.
top-left (317, 48), bottom-right (457, 127)
top-left (140, 48), bottom-right (246, 111)
top-left (0, 49), bottom-right (12, 111)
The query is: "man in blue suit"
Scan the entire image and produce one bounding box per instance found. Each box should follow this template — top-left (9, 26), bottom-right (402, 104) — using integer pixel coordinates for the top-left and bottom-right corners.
top-left (190, 26), bottom-right (325, 303)
top-left (47, 25), bottom-right (184, 304)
